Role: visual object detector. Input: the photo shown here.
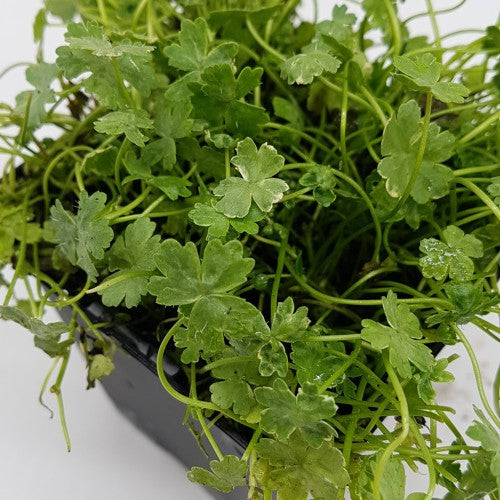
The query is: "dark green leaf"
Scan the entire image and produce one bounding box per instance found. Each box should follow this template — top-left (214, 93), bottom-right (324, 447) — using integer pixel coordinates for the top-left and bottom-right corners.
top-left (94, 110), bottom-right (154, 147)
top-left (50, 191), bottom-right (114, 281)
top-left (361, 291), bottom-right (435, 379)
top-left (255, 378), bottom-right (338, 447)
top-left (394, 53), bottom-right (469, 103)
top-left (98, 218), bottom-right (161, 308)
top-left (164, 18), bottom-right (237, 72)
top-left (427, 282), bottom-right (499, 326)
top-left (378, 100), bottom-right (455, 204)
top-left (299, 165), bottom-right (337, 207)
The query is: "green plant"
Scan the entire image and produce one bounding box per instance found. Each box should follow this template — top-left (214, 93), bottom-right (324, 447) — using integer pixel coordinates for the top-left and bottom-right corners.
top-left (1, 0), bottom-right (499, 498)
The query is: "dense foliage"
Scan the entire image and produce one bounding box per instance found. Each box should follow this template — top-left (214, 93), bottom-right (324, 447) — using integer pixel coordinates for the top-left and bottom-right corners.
top-left (1, 0), bottom-right (499, 498)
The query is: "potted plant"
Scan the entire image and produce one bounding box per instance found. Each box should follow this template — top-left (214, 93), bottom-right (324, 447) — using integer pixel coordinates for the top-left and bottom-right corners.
top-left (1, 0), bottom-right (499, 497)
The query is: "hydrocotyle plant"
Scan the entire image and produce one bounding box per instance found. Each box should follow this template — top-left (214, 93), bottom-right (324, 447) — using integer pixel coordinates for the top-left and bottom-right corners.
top-left (0, 0), bottom-right (499, 498)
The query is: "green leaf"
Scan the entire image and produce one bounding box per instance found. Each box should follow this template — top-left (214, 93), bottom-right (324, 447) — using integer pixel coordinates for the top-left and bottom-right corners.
top-left (123, 151), bottom-right (192, 200)
top-left (271, 297), bottom-right (310, 341)
top-left (98, 218), bottom-right (161, 308)
top-left (371, 180), bottom-right (434, 229)
top-left (50, 191), bottom-right (114, 281)
top-left (380, 458), bottom-right (406, 500)
top-left (394, 53), bottom-right (469, 103)
top-left (189, 202), bottom-right (230, 238)
top-left (45, 0), bottom-right (75, 21)
top-left (14, 62), bottom-right (58, 129)
top-left (57, 22), bottom-right (157, 109)
top-left (280, 43), bottom-right (341, 85)
top-left (257, 339), bottom-right (288, 377)
top-left (148, 238), bottom-right (254, 306)
top-left (254, 378), bottom-right (338, 447)
top-left (426, 282), bottom-right (499, 326)
top-left (33, 8), bottom-right (47, 42)
top-left (299, 165), bottom-right (337, 207)
top-left (488, 176), bottom-right (500, 206)
top-left (189, 200), bottom-right (262, 239)
top-left (213, 138), bottom-right (288, 218)
top-left (210, 378), bottom-right (255, 416)
top-left (255, 434), bottom-right (349, 498)
top-left (88, 354), bottom-right (115, 381)
top-left (0, 306), bottom-right (70, 357)
top-left (164, 18), bottom-right (237, 72)
top-left (316, 5), bottom-right (357, 50)
top-left (65, 29), bottom-right (153, 58)
top-left (153, 97), bottom-right (194, 169)
top-left (291, 342), bottom-right (359, 390)
top-left (446, 451), bottom-right (498, 498)
top-left (225, 100), bottom-right (270, 138)
top-left (361, 291), bottom-right (435, 379)
top-left (187, 455), bottom-right (247, 493)
top-left (407, 494), bottom-right (428, 500)
top-left (257, 297), bottom-right (311, 376)
top-left (94, 110), bottom-right (154, 147)
top-left (483, 25), bottom-right (500, 53)
top-left (378, 100), bottom-right (455, 204)
top-left (353, 454), bottom-right (407, 500)
top-left (178, 295), bottom-right (268, 363)
top-left (415, 358), bottom-right (454, 404)
top-left (0, 209), bottom-right (42, 264)
top-left (81, 146), bottom-right (117, 177)
top-left (362, 0), bottom-right (398, 34)
top-left (419, 225), bottom-right (483, 281)
top-left (272, 96), bottom-right (304, 130)
top-left (466, 406), bottom-right (500, 491)
top-left (190, 64), bottom-right (269, 137)
top-left (148, 176), bottom-right (192, 200)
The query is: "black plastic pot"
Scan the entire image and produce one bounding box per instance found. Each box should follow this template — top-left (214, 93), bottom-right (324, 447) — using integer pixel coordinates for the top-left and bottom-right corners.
top-left (59, 298), bottom-right (247, 500)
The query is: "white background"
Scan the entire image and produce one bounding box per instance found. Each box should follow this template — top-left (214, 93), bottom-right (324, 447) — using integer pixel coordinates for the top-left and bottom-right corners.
top-left (0, 1), bottom-right (498, 499)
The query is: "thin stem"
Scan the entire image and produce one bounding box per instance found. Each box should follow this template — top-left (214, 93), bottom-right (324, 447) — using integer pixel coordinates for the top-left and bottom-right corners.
top-left (86, 271), bottom-right (152, 295)
top-left (96, 0), bottom-right (109, 26)
top-left (494, 367), bottom-right (500, 418)
top-left (373, 356), bottom-right (410, 500)
top-left (157, 319), bottom-right (223, 412)
top-left (246, 17), bottom-right (285, 62)
top-left (458, 110), bottom-right (500, 145)
top-left (453, 164), bottom-right (499, 177)
top-left (455, 177), bottom-right (500, 220)
top-left (2, 196), bottom-right (29, 306)
top-left (113, 139), bottom-right (130, 201)
top-left (329, 169), bottom-right (382, 262)
top-left (111, 59), bottom-right (135, 108)
top-left (425, 0), bottom-right (442, 62)
top-left (453, 326), bottom-right (500, 427)
top-left (190, 365), bottom-right (223, 460)
top-left (409, 418), bottom-right (436, 499)
top-left (270, 229), bottom-right (289, 319)
top-left (383, 0), bottom-right (401, 56)
top-left (242, 429), bottom-right (262, 461)
top-left (106, 186), bottom-right (152, 221)
top-left (360, 86), bottom-right (388, 126)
